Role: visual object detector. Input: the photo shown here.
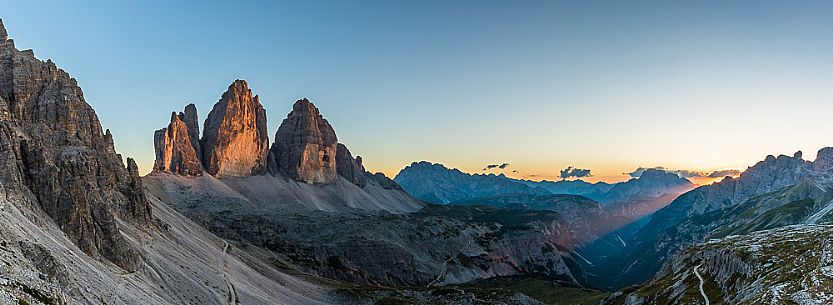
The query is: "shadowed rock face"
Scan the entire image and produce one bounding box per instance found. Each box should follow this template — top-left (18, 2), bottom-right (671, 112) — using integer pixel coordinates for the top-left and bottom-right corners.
top-left (0, 19), bottom-right (150, 271)
top-left (336, 143), bottom-right (366, 187)
top-left (182, 103), bottom-right (201, 159)
top-left (271, 99), bottom-right (339, 183)
top-left (153, 107), bottom-right (203, 176)
top-left (201, 80), bottom-right (269, 177)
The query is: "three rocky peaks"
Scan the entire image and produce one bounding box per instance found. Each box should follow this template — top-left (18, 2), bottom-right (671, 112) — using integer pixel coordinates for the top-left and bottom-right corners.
top-left (153, 80), bottom-right (368, 186)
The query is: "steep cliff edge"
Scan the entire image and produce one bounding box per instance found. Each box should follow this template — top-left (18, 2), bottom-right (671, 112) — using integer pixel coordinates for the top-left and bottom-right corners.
top-left (153, 108), bottom-right (203, 176)
top-left (271, 98), bottom-right (340, 183)
top-left (0, 18), bottom-right (361, 305)
top-left (0, 18), bottom-right (151, 272)
top-left (201, 80), bottom-right (270, 177)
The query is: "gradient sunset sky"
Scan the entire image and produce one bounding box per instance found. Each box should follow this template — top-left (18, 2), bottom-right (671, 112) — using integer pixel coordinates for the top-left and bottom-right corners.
top-left (4, 1), bottom-right (833, 183)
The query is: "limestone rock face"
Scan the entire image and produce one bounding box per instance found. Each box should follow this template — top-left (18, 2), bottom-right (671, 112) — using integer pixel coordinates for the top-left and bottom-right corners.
top-left (271, 99), bottom-right (339, 183)
top-left (201, 80), bottom-right (269, 177)
top-left (0, 19), bottom-right (150, 271)
top-left (813, 147), bottom-right (833, 174)
top-left (182, 103), bottom-right (201, 159)
top-left (335, 143), bottom-right (366, 187)
top-left (153, 108), bottom-right (203, 176)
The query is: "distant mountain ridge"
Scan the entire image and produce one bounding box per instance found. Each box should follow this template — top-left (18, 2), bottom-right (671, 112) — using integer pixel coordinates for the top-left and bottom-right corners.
top-left (394, 162), bottom-right (694, 205)
top-left (595, 149), bottom-right (833, 290)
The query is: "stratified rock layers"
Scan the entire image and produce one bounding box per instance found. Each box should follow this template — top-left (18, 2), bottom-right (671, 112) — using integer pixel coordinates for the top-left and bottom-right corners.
top-left (201, 80), bottom-right (269, 177)
top-left (153, 108), bottom-right (203, 176)
top-left (0, 19), bottom-right (150, 271)
top-left (271, 99), bottom-right (339, 184)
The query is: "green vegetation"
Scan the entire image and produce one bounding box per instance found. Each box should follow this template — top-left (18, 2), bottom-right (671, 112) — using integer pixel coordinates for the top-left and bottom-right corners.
top-left (713, 199), bottom-right (815, 238)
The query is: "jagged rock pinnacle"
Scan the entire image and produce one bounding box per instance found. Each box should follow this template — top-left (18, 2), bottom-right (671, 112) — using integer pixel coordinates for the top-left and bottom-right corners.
top-left (201, 80), bottom-right (269, 177)
top-left (153, 106), bottom-right (204, 176)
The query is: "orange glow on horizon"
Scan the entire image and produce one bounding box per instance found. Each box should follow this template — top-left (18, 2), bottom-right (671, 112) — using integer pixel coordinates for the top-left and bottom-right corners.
top-left (370, 163), bottom-right (744, 186)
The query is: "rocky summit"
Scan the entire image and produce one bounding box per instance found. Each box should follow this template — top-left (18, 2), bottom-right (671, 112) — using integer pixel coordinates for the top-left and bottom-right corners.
top-left (270, 98), bottom-right (340, 183)
top-left (0, 19), bottom-right (151, 272)
top-left (201, 80), bottom-right (270, 177)
top-left (153, 106), bottom-right (203, 176)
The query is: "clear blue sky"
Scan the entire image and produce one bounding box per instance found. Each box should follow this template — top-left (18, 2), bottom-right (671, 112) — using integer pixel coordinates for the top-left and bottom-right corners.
top-left (4, 1), bottom-right (833, 182)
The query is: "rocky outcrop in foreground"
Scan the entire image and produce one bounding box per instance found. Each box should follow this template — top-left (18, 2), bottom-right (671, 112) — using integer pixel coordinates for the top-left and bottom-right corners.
top-left (0, 19), bottom-right (151, 272)
top-left (201, 80), bottom-right (270, 177)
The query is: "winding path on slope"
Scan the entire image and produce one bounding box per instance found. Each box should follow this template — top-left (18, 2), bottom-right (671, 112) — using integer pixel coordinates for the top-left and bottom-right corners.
top-left (694, 264), bottom-right (709, 305)
top-left (427, 239), bottom-right (473, 288)
top-left (219, 240), bottom-right (237, 305)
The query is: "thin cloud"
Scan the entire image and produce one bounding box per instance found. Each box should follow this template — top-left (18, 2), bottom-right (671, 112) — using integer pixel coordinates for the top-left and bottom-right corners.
top-left (707, 169), bottom-right (742, 178)
top-left (625, 167), bottom-right (705, 178)
top-left (483, 162), bottom-right (510, 171)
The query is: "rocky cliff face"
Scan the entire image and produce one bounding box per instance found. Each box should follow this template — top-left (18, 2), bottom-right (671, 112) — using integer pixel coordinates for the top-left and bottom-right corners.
top-left (153, 107), bottom-right (203, 176)
top-left (154, 90), bottom-right (382, 189)
top-left (599, 151), bottom-right (823, 289)
top-left (335, 143), bottom-right (367, 187)
top-left (0, 19), bottom-right (150, 271)
top-left (814, 147), bottom-right (833, 174)
top-left (271, 99), bottom-right (340, 184)
top-left (201, 80), bottom-right (269, 177)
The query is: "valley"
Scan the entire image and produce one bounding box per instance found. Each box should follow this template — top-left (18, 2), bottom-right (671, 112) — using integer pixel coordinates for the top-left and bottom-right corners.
top-left (1, 6), bottom-right (833, 305)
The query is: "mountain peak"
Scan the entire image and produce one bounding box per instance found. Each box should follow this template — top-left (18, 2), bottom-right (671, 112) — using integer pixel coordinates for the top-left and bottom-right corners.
top-left (813, 147), bottom-right (833, 173)
top-left (201, 80), bottom-right (270, 177)
top-left (153, 106), bottom-right (203, 176)
top-left (0, 19), bottom-right (7, 41)
top-left (271, 98), bottom-right (339, 183)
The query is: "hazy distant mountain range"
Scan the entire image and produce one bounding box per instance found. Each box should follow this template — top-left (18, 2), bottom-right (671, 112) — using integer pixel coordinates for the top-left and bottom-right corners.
top-left (6, 16), bottom-right (833, 305)
top-left (394, 161), bottom-right (694, 205)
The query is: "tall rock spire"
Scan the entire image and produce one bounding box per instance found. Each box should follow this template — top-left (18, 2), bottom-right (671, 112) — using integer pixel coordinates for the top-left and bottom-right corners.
top-left (201, 80), bottom-right (269, 177)
top-left (182, 103), bottom-right (202, 159)
top-left (0, 19), bottom-right (7, 41)
top-left (153, 108), bottom-right (203, 176)
top-left (271, 99), bottom-right (340, 183)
